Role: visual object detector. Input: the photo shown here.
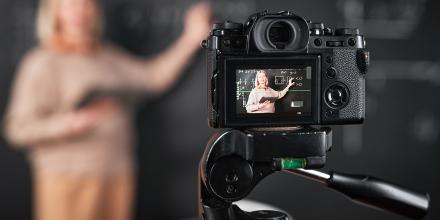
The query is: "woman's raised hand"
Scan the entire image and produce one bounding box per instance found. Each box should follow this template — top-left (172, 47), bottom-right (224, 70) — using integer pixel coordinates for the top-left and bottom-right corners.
top-left (182, 1), bottom-right (213, 47)
top-left (288, 78), bottom-right (296, 88)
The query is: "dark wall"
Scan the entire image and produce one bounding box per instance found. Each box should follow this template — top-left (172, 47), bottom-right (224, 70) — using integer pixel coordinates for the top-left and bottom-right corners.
top-left (1, 0), bottom-right (439, 220)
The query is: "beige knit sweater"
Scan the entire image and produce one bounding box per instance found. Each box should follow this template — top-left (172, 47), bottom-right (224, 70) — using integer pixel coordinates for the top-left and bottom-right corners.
top-left (246, 88), bottom-right (281, 113)
top-left (3, 44), bottom-right (154, 176)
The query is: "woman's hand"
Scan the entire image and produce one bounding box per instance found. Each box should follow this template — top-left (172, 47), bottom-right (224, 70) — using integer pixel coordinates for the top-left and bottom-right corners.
top-left (287, 78), bottom-right (295, 88)
top-left (278, 79), bottom-right (296, 99)
top-left (182, 1), bottom-right (213, 48)
top-left (63, 98), bottom-right (120, 138)
top-left (134, 1), bottom-right (212, 94)
top-left (258, 100), bottom-right (271, 109)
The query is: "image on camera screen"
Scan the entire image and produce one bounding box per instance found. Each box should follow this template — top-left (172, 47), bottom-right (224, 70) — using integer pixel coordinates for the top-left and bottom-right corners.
top-left (236, 67), bottom-right (312, 116)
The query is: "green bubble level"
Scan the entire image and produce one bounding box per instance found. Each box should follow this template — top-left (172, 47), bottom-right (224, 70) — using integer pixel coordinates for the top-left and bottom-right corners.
top-left (281, 158), bottom-right (306, 169)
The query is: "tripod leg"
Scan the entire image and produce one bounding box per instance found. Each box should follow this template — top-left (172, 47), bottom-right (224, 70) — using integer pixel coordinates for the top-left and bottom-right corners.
top-left (284, 169), bottom-right (430, 219)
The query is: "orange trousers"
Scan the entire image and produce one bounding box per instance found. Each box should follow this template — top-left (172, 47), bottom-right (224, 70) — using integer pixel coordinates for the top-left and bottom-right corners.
top-left (34, 173), bottom-right (134, 220)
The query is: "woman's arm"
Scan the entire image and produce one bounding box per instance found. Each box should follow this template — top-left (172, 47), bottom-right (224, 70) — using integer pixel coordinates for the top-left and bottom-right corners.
top-left (277, 78), bottom-right (295, 99)
top-left (113, 2), bottom-right (212, 95)
top-left (3, 51), bottom-right (71, 147)
top-left (246, 89), bottom-right (270, 112)
top-left (246, 90), bottom-right (258, 112)
top-left (3, 51), bottom-right (115, 148)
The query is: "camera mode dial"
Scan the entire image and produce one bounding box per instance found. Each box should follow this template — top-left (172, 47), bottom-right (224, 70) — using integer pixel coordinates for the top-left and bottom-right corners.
top-left (213, 21), bottom-right (243, 30)
top-left (310, 22), bottom-right (324, 36)
top-left (335, 28), bottom-right (360, 36)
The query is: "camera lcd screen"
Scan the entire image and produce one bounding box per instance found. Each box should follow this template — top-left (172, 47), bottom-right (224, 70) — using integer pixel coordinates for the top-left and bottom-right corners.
top-left (223, 56), bottom-right (319, 126)
top-left (235, 67), bottom-right (312, 116)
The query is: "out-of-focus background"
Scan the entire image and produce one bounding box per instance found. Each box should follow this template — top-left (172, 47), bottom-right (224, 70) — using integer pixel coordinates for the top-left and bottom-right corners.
top-left (0, 0), bottom-right (439, 219)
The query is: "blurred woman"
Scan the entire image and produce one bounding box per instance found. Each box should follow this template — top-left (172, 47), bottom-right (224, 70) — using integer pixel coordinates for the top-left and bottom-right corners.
top-left (2, 0), bottom-right (211, 219)
top-left (246, 70), bottom-right (295, 113)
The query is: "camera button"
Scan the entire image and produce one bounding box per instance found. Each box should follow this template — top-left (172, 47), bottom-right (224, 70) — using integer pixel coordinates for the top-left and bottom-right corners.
top-left (314, 38), bottom-right (322, 46)
top-left (223, 39), bottom-right (231, 47)
top-left (325, 56), bottom-right (333, 64)
top-left (348, 38), bottom-right (356, 46)
top-left (325, 109), bottom-right (335, 117)
top-left (326, 67), bottom-right (337, 79)
top-left (324, 27), bottom-right (333, 35)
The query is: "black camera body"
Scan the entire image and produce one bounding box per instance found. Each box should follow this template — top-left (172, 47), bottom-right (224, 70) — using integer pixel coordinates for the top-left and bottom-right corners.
top-left (203, 11), bottom-right (369, 128)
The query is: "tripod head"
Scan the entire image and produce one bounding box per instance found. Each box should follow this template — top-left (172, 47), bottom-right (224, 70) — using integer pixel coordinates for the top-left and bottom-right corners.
top-left (198, 127), bottom-right (430, 220)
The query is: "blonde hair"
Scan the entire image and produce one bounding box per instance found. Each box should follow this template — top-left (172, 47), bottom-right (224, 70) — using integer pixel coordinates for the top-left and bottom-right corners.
top-left (255, 70), bottom-right (268, 89)
top-left (36, 0), bottom-right (103, 50)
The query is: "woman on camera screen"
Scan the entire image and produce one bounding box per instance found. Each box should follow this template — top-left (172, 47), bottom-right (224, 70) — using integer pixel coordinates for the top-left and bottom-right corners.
top-left (246, 70), bottom-right (295, 113)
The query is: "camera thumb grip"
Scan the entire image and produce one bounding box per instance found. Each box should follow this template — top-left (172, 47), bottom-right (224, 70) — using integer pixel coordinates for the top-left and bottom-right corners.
top-left (327, 172), bottom-right (430, 219)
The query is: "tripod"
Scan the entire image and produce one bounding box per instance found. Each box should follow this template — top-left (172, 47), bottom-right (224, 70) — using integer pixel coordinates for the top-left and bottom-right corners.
top-left (198, 127), bottom-right (430, 220)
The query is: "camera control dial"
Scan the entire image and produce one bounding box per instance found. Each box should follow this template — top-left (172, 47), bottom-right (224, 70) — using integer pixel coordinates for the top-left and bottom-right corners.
top-left (325, 83), bottom-right (349, 109)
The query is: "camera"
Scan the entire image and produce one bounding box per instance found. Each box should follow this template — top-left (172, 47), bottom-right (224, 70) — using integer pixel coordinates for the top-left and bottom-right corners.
top-left (202, 11), bottom-right (369, 128)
